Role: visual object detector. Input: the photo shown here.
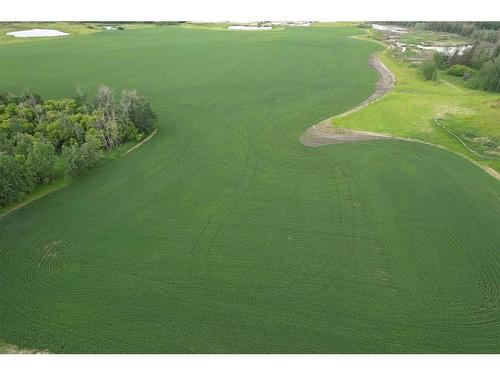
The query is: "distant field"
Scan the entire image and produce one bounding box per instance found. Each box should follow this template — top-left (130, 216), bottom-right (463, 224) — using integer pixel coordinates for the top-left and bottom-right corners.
top-left (0, 24), bottom-right (499, 353)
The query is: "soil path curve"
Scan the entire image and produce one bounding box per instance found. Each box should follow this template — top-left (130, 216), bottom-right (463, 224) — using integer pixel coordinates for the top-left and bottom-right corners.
top-left (337, 54), bottom-right (395, 118)
top-left (300, 53), bottom-right (394, 146)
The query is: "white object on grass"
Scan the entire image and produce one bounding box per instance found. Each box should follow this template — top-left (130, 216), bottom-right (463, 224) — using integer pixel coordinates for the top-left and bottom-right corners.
top-left (6, 29), bottom-right (69, 38)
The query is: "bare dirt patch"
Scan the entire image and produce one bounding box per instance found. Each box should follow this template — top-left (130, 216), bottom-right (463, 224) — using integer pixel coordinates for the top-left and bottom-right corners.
top-left (300, 53), bottom-right (395, 146)
top-left (300, 121), bottom-right (392, 146)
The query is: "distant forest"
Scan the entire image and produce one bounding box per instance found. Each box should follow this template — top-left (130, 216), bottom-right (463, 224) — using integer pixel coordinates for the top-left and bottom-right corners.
top-left (382, 22), bottom-right (500, 40)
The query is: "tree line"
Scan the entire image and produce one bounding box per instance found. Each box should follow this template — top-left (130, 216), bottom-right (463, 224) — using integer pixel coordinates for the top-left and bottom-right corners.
top-left (382, 22), bottom-right (500, 42)
top-left (0, 86), bottom-right (156, 207)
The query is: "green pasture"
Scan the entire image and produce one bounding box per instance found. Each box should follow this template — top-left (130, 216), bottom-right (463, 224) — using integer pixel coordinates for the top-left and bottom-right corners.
top-left (0, 24), bottom-right (499, 353)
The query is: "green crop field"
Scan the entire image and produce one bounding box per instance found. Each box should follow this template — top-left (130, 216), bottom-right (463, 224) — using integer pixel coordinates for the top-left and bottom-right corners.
top-left (0, 24), bottom-right (499, 353)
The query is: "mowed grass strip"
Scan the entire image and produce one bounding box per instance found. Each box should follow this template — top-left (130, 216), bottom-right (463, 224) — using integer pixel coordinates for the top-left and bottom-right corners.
top-left (0, 25), bottom-right (499, 353)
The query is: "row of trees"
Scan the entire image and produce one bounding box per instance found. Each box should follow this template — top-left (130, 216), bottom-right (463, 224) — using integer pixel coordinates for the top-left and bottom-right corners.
top-left (382, 22), bottom-right (500, 43)
top-left (0, 87), bottom-right (156, 207)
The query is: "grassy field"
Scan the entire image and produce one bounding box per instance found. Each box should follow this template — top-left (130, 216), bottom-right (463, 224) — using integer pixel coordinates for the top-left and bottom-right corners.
top-left (0, 24), bottom-right (499, 353)
top-left (333, 47), bottom-right (500, 172)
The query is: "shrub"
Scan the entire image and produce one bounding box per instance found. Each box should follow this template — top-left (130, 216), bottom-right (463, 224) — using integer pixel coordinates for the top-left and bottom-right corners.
top-left (447, 64), bottom-right (473, 77)
top-left (421, 60), bottom-right (438, 81)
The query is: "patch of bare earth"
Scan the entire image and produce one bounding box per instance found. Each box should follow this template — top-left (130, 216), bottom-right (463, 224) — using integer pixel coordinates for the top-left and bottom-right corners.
top-left (300, 53), bottom-right (395, 146)
top-left (300, 121), bottom-right (391, 146)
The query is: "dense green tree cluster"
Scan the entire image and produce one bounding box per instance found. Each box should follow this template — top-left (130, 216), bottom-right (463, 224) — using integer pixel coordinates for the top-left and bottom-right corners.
top-left (0, 87), bottom-right (156, 207)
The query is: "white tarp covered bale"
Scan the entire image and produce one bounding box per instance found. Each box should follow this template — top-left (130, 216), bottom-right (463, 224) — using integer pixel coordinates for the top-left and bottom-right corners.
top-left (6, 29), bottom-right (69, 38)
